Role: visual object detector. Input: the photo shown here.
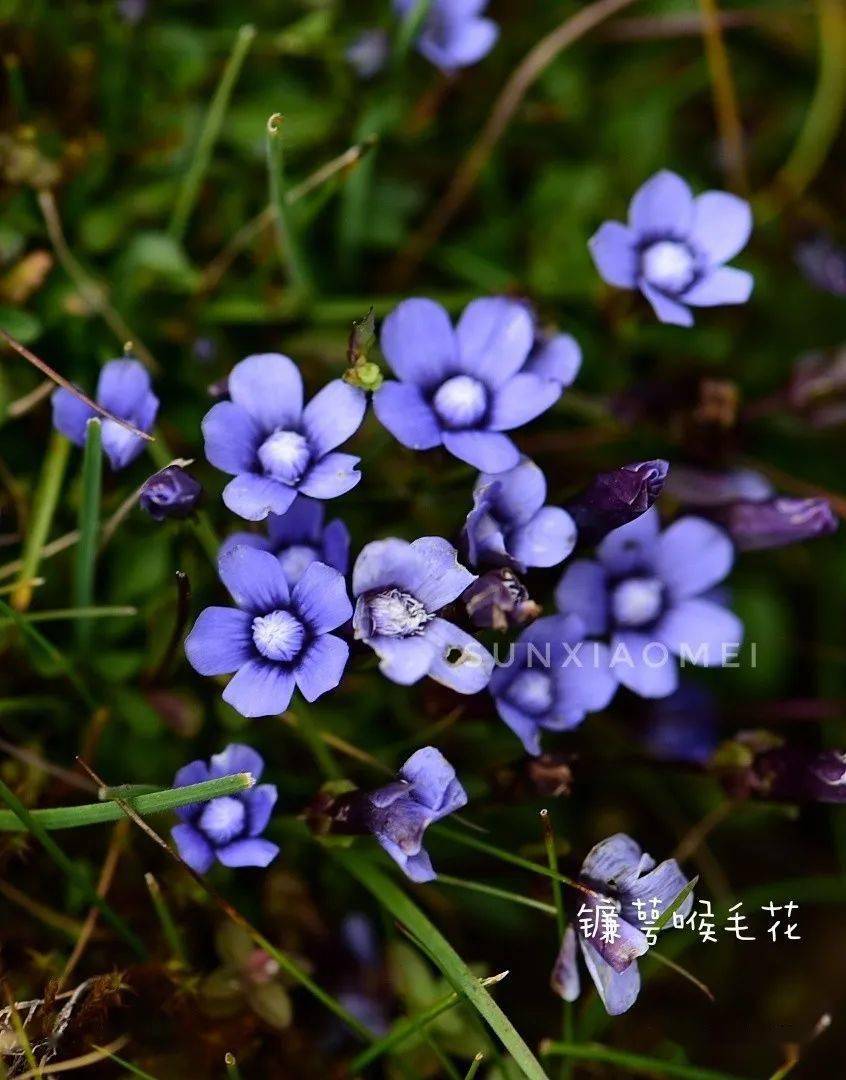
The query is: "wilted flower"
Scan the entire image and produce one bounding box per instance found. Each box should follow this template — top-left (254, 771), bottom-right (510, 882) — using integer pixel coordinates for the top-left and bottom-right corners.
top-left (589, 170), bottom-right (753, 326)
top-left (551, 833), bottom-right (693, 1015)
top-left (346, 29), bottom-right (390, 79)
top-left (462, 568), bottom-right (540, 631)
top-left (714, 730), bottom-right (846, 804)
top-left (352, 536), bottom-right (493, 693)
top-left (374, 298), bottom-right (563, 473)
top-left (464, 457), bottom-right (576, 571)
top-left (488, 614), bottom-right (617, 755)
top-left (708, 496), bottom-right (837, 552)
top-left (140, 464), bottom-right (202, 521)
top-left (202, 353), bottom-right (366, 521)
top-left (788, 348), bottom-right (846, 429)
top-left (556, 507), bottom-right (742, 698)
top-left (795, 234), bottom-right (846, 296)
top-left (566, 460), bottom-right (669, 546)
top-left (171, 743), bottom-right (279, 873)
top-left (185, 546), bottom-right (351, 718)
top-left (220, 495), bottom-right (350, 588)
top-left (664, 464), bottom-right (772, 507)
top-left (52, 358), bottom-right (159, 470)
top-left (394, 0), bottom-right (499, 73)
top-left (200, 922), bottom-right (294, 1029)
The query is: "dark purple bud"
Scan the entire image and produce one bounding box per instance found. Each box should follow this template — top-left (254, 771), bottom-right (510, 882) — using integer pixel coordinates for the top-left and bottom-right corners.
top-left (527, 753), bottom-right (576, 798)
top-left (140, 465), bottom-right (203, 522)
top-left (789, 349), bottom-right (846, 429)
top-left (715, 731), bottom-right (846, 804)
top-left (463, 569), bottom-right (541, 631)
top-left (305, 785), bottom-right (374, 838)
top-left (708, 497), bottom-right (838, 552)
top-left (795, 234), bottom-right (846, 296)
top-left (664, 464), bottom-right (772, 507)
top-left (567, 460), bottom-right (669, 545)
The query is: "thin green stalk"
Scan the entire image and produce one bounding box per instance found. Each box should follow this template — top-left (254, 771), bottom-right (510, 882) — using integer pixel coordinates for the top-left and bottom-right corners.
top-left (74, 418), bottom-right (102, 651)
top-left (11, 431), bottom-right (70, 611)
top-left (465, 1053), bottom-right (485, 1080)
top-left (190, 511), bottom-right (221, 566)
top-left (266, 114), bottom-right (312, 293)
top-left (145, 873), bottom-right (188, 965)
top-left (541, 810), bottom-right (572, 1080)
top-left (437, 873), bottom-right (558, 917)
top-left (224, 1053), bottom-right (242, 1080)
top-left (100, 1051), bottom-right (160, 1079)
top-left (168, 24), bottom-right (256, 241)
top-left (0, 772), bottom-right (253, 831)
top-left (435, 824), bottom-right (584, 893)
top-left (4, 605), bottom-right (137, 624)
top-left (542, 1042), bottom-right (753, 1080)
top-left (0, 597), bottom-right (93, 707)
top-left (0, 778), bottom-right (145, 957)
top-left (287, 706), bottom-right (340, 780)
top-left (392, 0), bottom-right (433, 64)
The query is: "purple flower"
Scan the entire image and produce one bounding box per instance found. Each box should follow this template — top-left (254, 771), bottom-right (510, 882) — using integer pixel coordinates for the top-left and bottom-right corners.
top-left (489, 614), bottom-right (617, 755)
top-left (708, 497), bottom-right (838, 552)
top-left (556, 507), bottom-right (743, 699)
top-left (524, 322), bottom-right (582, 388)
top-left (394, 0), bottom-right (498, 73)
top-left (464, 458), bottom-right (576, 571)
top-left (365, 747), bottom-right (467, 882)
top-left (663, 464), bottom-right (773, 507)
top-left (463, 568), bottom-right (540, 631)
top-left (171, 744), bottom-right (279, 873)
top-left (202, 353), bottom-right (366, 521)
top-left (352, 536), bottom-right (493, 693)
top-left (589, 170), bottom-right (753, 327)
top-left (52, 359), bottom-right (159, 471)
top-left (220, 495), bottom-right (350, 588)
top-left (551, 833), bottom-right (693, 1015)
top-left (185, 545), bottom-right (351, 718)
top-left (140, 465), bottom-right (203, 521)
top-left (346, 29), bottom-right (390, 79)
top-left (566, 460), bottom-right (669, 546)
top-left (795, 233), bottom-right (846, 296)
top-left (374, 298), bottom-right (563, 473)
top-left (715, 730), bottom-right (846, 804)
top-left (641, 682), bottom-right (718, 765)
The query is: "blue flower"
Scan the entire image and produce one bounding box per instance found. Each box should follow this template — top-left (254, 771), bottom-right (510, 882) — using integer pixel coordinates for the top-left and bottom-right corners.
top-left (171, 744), bottom-right (279, 873)
top-left (463, 457), bottom-right (576, 571)
top-left (220, 495), bottom-right (351, 589)
top-left (488, 614), bottom-right (617, 755)
top-left (394, 0), bottom-right (498, 73)
top-left (365, 747), bottom-right (467, 882)
top-left (346, 28), bottom-right (390, 79)
top-left (565, 460), bottom-right (669, 546)
top-left (589, 170), bottom-right (753, 326)
top-left (140, 464), bottom-right (203, 521)
top-left (185, 545), bottom-right (351, 718)
top-left (374, 297), bottom-right (564, 473)
top-left (708, 496), bottom-right (838, 552)
top-left (52, 358), bottom-right (159, 470)
top-left (556, 507), bottom-right (743, 699)
top-left (202, 353), bottom-right (367, 521)
top-left (352, 536), bottom-right (493, 694)
top-left (551, 833), bottom-right (693, 1015)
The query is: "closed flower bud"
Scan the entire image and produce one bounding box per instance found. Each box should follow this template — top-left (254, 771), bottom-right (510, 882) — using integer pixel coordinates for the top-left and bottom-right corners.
top-left (714, 730), bottom-right (846, 804)
top-left (566, 460), bottom-right (669, 545)
top-left (708, 496), bottom-right (838, 552)
top-left (789, 349), bottom-right (846, 429)
top-left (795, 234), bottom-right (846, 297)
top-left (463, 568), bottom-right (540, 631)
top-left (140, 465), bottom-right (203, 522)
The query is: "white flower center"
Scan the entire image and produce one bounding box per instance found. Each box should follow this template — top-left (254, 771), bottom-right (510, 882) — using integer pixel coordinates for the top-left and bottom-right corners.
top-left (509, 669), bottom-right (554, 715)
top-left (612, 576), bottom-right (664, 627)
top-left (277, 544), bottom-right (319, 585)
top-left (433, 375), bottom-right (487, 429)
top-left (199, 796), bottom-right (245, 844)
top-left (258, 430), bottom-right (310, 485)
top-left (369, 588), bottom-right (432, 637)
top-left (252, 609), bottom-right (305, 661)
top-left (641, 241), bottom-right (695, 294)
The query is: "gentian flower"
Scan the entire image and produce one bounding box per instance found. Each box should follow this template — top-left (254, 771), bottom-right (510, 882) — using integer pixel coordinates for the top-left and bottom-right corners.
top-left (566, 460), bottom-right (669, 546)
top-left (394, 0), bottom-right (498, 73)
top-left (374, 298), bottom-right (563, 473)
top-left (52, 358), bottom-right (159, 470)
top-left (589, 170), bottom-right (753, 327)
top-left (346, 29), bottom-right (389, 79)
top-left (463, 457), bottom-right (576, 571)
top-left (202, 353), bottom-right (366, 521)
top-left (140, 464), bottom-right (203, 521)
top-left (708, 496), bottom-right (838, 551)
top-left (462, 568), bottom-right (540, 631)
top-left (220, 495), bottom-right (350, 588)
top-left (524, 318), bottom-right (582, 388)
top-left (364, 747), bottom-right (467, 882)
top-left (185, 545), bottom-right (351, 718)
top-left (488, 614), bottom-right (617, 755)
top-left (664, 464), bottom-right (773, 507)
top-left (715, 730), bottom-right (846, 804)
top-left (171, 743), bottom-right (279, 873)
top-left (352, 536), bottom-right (493, 693)
top-left (551, 833), bottom-right (693, 1015)
top-left (556, 507), bottom-right (743, 699)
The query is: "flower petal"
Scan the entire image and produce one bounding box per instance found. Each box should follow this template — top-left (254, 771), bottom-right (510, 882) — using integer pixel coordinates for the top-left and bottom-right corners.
top-left (655, 516), bottom-right (734, 598)
top-left (689, 191), bottom-right (752, 265)
top-left (368, 632), bottom-right (437, 685)
top-left (210, 743), bottom-right (265, 780)
top-left (267, 497), bottom-right (323, 545)
top-left (100, 420), bottom-right (147, 471)
top-left (597, 506), bottom-right (661, 577)
top-left (639, 282), bottom-right (694, 327)
top-left (373, 381), bottom-right (443, 450)
top-left (509, 507), bottom-right (577, 569)
top-left (223, 473), bottom-right (298, 521)
top-left (555, 559), bottom-right (609, 636)
top-left (579, 937), bottom-right (642, 1016)
top-left (218, 531), bottom-right (273, 562)
top-left (581, 833), bottom-right (644, 887)
top-left (352, 538), bottom-right (420, 597)
top-left (171, 824), bottom-right (215, 874)
top-left (556, 641), bottom-right (618, 715)
top-left (621, 858), bottom-right (694, 925)
top-left (223, 659), bottom-right (296, 718)
top-left (173, 759), bottom-right (211, 822)
top-left (681, 267), bottom-right (753, 307)
top-left (96, 359), bottom-right (154, 418)
top-left (228, 353), bottom-right (303, 432)
top-left (185, 607), bottom-right (254, 675)
top-left (244, 784), bottom-right (278, 836)
top-left (628, 170), bottom-right (694, 237)
top-left (494, 697), bottom-right (543, 756)
top-left (380, 298), bottom-right (457, 389)
top-left (216, 838), bottom-right (280, 868)
top-left (203, 401), bottom-right (261, 475)
top-left (657, 598), bottom-right (743, 666)
top-left (610, 631), bottom-right (679, 699)
top-left (52, 389), bottom-right (96, 446)
top-left (409, 536), bottom-right (476, 610)
top-left (525, 332), bottom-right (582, 386)
top-left (294, 633), bottom-right (349, 701)
top-left (420, 16), bottom-right (498, 71)
top-left (219, 545), bottom-right (290, 613)
top-left (291, 561), bottom-right (352, 633)
top-left (551, 925), bottom-right (581, 1002)
top-left (322, 518), bottom-right (351, 574)
top-left (489, 372), bottom-right (562, 431)
top-left (299, 452), bottom-right (361, 499)
top-left (377, 833), bottom-right (436, 882)
top-left (442, 430), bottom-right (519, 472)
top-left (588, 222), bottom-right (638, 288)
top-left (302, 380), bottom-right (367, 457)
top-left (479, 458), bottom-right (546, 525)
top-left (400, 747), bottom-right (467, 817)
top-left (454, 297), bottom-right (534, 388)
top-left (425, 617), bottom-right (493, 694)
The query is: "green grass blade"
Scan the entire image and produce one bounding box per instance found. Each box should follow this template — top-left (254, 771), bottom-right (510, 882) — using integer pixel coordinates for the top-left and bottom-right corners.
top-left (0, 597), bottom-right (93, 707)
top-left (435, 824), bottom-right (582, 891)
top-left (74, 417), bottom-right (102, 651)
top-left (541, 1042), bottom-right (753, 1080)
top-left (336, 851), bottom-right (549, 1080)
top-left (11, 430), bottom-right (70, 611)
top-left (266, 114), bottom-right (312, 293)
top-left (437, 873), bottom-right (557, 917)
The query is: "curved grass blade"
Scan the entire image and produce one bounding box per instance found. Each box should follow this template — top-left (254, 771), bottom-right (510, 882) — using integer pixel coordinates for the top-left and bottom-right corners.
top-left (74, 418), bottom-right (102, 651)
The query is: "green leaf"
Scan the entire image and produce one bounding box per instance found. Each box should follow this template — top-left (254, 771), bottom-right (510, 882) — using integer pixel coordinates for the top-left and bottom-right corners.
top-left (542, 1042), bottom-right (753, 1080)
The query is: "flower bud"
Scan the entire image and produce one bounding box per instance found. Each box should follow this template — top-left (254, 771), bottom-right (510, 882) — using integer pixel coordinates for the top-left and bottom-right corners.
top-left (714, 730), bottom-right (846, 804)
top-left (140, 465), bottom-right (203, 522)
top-left (566, 460), bottom-right (668, 545)
top-left (708, 497), bottom-right (838, 552)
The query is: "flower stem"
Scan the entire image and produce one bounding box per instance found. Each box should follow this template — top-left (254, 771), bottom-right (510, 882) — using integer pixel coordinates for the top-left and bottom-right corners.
top-left (541, 1041), bottom-right (753, 1080)
top-left (74, 418), bottom-right (102, 652)
top-left (11, 430), bottom-right (70, 611)
top-left (437, 872), bottom-right (557, 916)
top-left (145, 872), bottom-right (188, 965)
top-left (541, 810), bottom-right (573, 1080)
top-left (265, 113), bottom-right (313, 294)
